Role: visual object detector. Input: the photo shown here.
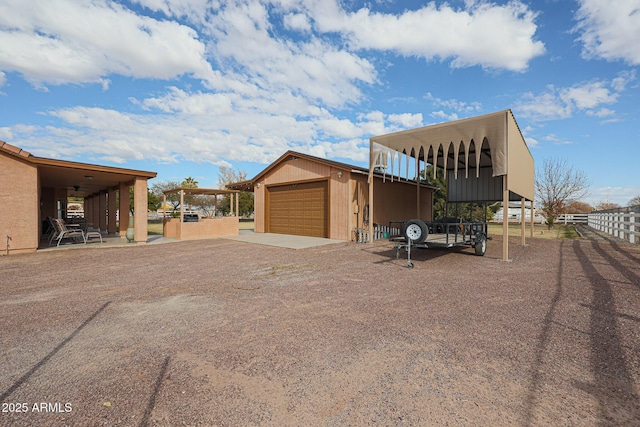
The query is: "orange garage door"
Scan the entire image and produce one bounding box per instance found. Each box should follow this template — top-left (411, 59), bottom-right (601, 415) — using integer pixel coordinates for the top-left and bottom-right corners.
top-left (267, 181), bottom-right (328, 238)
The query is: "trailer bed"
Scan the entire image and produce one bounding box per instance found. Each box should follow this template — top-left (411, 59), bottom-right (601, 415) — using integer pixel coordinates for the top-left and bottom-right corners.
top-left (389, 219), bottom-right (489, 267)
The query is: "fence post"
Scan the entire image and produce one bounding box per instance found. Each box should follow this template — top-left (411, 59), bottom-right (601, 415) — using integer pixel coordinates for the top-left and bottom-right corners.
top-left (631, 211), bottom-right (637, 244)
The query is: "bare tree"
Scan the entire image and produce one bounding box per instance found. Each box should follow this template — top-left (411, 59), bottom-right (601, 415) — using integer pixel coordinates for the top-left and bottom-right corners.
top-left (535, 158), bottom-right (589, 227)
top-left (629, 195), bottom-right (640, 207)
top-left (151, 177), bottom-right (198, 212)
top-left (217, 167), bottom-right (247, 187)
top-left (217, 167), bottom-right (254, 217)
top-left (595, 201), bottom-right (620, 211)
top-left (564, 200), bottom-right (594, 213)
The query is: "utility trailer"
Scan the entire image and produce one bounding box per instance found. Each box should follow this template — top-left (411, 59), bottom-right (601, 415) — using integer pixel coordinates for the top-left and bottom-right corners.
top-left (389, 218), bottom-right (489, 268)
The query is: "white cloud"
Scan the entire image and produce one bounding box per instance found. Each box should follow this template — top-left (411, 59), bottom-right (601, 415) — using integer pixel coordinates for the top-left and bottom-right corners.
top-left (425, 93), bottom-right (482, 114)
top-left (387, 113), bottom-right (423, 128)
top-left (0, 71), bottom-right (5, 88)
top-left (587, 186), bottom-right (640, 208)
top-left (542, 134), bottom-right (574, 145)
top-left (0, 0), bottom-right (215, 87)
top-left (306, 0), bottom-right (545, 71)
top-left (520, 125), bottom-right (539, 148)
top-left (283, 13), bottom-right (312, 32)
top-left (574, 0), bottom-right (640, 64)
top-left (7, 86), bottom-right (420, 166)
top-left (131, 0), bottom-right (211, 23)
top-left (559, 81), bottom-right (618, 110)
top-left (0, 0), bottom-right (548, 170)
top-left (515, 73), bottom-right (633, 121)
top-left (430, 110), bottom-right (460, 122)
top-left (587, 108), bottom-right (615, 118)
top-left (204, 1), bottom-right (377, 109)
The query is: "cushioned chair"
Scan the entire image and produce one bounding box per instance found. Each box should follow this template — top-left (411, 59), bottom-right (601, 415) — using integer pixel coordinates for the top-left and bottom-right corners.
top-left (49, 218), bottom-right (85, 247)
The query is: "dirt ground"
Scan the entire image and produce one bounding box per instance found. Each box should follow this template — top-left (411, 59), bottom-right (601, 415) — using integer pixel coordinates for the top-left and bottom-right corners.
top-left (1, 227), bottom-right (639, 426)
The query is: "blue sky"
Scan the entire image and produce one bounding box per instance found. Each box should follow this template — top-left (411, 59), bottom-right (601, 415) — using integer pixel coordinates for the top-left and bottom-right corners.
top-left (1, 0), bottom-right (638, 206)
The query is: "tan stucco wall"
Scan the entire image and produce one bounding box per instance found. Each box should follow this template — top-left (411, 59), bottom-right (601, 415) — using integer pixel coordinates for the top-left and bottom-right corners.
top-left (0, 152), bottom-right (39, 254)
top-left (163, 217), bottom-right (238, 240)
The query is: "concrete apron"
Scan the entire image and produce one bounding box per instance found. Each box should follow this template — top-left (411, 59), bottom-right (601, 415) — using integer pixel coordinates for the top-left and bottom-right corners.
top-left (222, 231), bottom-right (346, 249)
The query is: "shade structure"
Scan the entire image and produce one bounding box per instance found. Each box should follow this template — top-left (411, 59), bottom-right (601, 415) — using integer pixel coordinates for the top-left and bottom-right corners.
top-left (368, 110), bottom-right (535, 261)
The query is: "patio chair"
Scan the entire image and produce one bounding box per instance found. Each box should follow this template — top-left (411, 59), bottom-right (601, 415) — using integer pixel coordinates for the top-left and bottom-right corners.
top-left (49, 218), bottom-right (85, 247)
top-left (46, 217), bottom-right (58, 245)
top-left (84, 226), bottom-right (103, 244)
top-left (71, 217), bottom-right (103, 244)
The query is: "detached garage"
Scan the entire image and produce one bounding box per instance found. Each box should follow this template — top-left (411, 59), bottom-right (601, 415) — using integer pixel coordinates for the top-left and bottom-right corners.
top-left (228, 151), bottom-right (436, 241)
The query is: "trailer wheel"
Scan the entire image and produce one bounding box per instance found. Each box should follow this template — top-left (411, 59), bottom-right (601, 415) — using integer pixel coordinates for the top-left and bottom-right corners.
top-left (404, 219), bottom-right (428, 244)
top-left (474, 234), bottom-right (487, 256)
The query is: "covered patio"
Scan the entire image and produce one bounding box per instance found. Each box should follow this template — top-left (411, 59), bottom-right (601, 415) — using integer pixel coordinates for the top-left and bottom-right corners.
top-left (0, 141), bottom-right (156, 254)
top-left (368, 110), bottom-right (535, 261)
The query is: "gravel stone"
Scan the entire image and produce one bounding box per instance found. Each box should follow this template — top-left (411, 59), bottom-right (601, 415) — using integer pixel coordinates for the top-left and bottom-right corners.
top-left (1, 228), bottom-right (639, 426)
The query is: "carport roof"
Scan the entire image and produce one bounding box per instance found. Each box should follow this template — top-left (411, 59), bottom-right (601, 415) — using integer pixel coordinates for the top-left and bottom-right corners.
top-left (369, 109), bottom-right (534, 202)
top-left (226, 150), bottom-right (438, 191)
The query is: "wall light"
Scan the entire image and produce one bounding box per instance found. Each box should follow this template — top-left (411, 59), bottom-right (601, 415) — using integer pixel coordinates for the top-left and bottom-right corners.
top-left (337, 171), bottom-right (343, 178)
top-left (257, 183), bottom-right (261, 188)
top-left (84, 175), bottom-right (94, 180)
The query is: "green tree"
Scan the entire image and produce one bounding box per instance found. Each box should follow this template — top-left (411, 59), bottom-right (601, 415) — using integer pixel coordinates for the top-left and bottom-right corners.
top-left (180, 177), bottom-right (199, 208)
top-left (419, 165), bottom-right (493, 221)
top-left (151, 180), bottom-right (183, 211)
top-left (181, 176), bottom-right (198, 188)
top-left (147, 190), bottom-right (162, 211)
top-left (420, 165), bottom-right (446, 219)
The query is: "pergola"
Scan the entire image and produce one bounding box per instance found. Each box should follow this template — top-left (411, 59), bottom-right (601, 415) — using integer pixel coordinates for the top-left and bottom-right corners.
top-left (162, 187), bottom-right (241, 219)
top-left (161, 187), bottom-right (241, 241)
top-left (368, 110), bottom-right (534, 261)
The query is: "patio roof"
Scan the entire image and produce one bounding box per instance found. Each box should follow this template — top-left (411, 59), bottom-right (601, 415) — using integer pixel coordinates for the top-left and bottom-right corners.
top-left (0, 141), bottom-right (157, 198)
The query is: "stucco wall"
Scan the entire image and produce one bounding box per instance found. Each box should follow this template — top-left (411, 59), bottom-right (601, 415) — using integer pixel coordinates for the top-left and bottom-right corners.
top-left (163, 217), bottom-right (238, 240)
top-left (0, 152), bottom-right (39, 254)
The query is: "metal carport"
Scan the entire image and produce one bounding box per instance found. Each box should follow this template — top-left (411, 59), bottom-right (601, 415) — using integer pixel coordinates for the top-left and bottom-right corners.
top-left (368, 110), bottom-right (535, 261)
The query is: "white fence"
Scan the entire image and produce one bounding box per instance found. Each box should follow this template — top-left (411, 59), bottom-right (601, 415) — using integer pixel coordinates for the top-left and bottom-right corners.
top-left (557, 213), bottom-right (589, 224)
top-left (588, 207), bottom-right (640, 244)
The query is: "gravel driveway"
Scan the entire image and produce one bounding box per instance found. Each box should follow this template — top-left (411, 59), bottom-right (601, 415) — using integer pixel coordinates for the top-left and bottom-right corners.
top-left (1, 228), bottom-right (639, 426)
